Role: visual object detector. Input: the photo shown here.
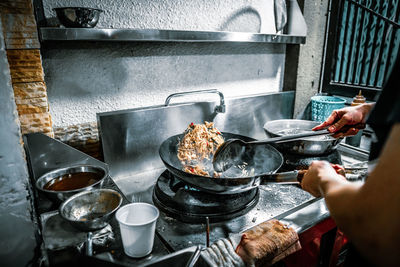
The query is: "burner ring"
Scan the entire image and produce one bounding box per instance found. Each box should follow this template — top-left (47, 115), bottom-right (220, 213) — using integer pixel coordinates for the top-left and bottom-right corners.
top-left (152, 170), bottom-right (260, 223)
top-left (152, 189), bottom-right (259, 223)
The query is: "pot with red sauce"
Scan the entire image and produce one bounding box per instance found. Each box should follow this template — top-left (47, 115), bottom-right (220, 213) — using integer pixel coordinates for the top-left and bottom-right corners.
top-left (35, 164), bottom-right (108, 203)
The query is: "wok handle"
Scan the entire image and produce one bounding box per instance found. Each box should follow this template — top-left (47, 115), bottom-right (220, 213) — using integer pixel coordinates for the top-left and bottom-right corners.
top-left (259, 170), bottom-right (307, 185)
top-left (250, 123), bottom-right (366, 145)
top-left (250, 129), bottom-right (331, 145)
top-left (260, 165), bottom-right (350, 186)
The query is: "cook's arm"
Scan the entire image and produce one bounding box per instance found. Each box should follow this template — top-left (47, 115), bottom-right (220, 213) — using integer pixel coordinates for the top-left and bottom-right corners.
top-left (312, 103), bottom-right (374, 137)
top-left (302, 123), bottom-right (400, 266)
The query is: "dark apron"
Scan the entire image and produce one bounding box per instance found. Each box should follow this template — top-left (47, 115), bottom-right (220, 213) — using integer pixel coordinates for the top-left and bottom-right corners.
top-left (366, 54), bottom-right (400, 161)
top-left (345, 53), bottom-right (400, 266)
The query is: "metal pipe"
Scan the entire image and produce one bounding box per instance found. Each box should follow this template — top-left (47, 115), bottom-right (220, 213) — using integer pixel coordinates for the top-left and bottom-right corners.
top-left (205, 216), bottom-right (210, 248)
top-left (185, 245), bottom-right (203, 267)
top-left (164, 89), bottom-right (225, 114)
top-left (86, 232), bottom-right (93, 256)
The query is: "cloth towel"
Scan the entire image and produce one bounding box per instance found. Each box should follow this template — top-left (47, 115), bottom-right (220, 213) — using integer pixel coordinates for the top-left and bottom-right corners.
top-left (201, 219), bottom-right (301, 267)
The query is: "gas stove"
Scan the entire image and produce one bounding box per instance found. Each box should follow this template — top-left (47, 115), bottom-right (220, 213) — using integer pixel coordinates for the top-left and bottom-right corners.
top-left (152, 170), bottom-right (260, 223)
top-left (152, 150), bottom-right (342, 226)
top-left (151, 149), bottom-right (342, 225)
top-left (152, 149), bottom-right (342, 224)
top-left (151, 149), bottom-right (326, 252)
top-left (24, 129), bottom-right (369, 266)
top-left (96, 92), bottom-right (370, 262)
top-left (151, 146), bottom-right (365, 252)
top-left (154, 177), bottom-right (314, 251)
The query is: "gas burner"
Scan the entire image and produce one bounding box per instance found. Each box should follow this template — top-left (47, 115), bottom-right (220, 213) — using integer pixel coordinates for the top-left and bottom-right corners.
top-left (152, 170), bottom-right (259, 223)
top-left (281, 149), bottom-right (343, 171)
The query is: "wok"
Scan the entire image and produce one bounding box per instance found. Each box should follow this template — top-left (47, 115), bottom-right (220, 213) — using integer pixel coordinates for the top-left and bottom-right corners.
top-left (263, 119), bottom-right (342, 156)
top-left (159, 132), bottom-right (301, 194)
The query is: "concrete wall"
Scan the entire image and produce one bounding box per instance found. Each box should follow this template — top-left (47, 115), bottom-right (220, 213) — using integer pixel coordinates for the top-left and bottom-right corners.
top-left (43, 0), bottom-right (276, 33)
top-left (293, 0), bottom-right (329, 117)
top-left (0, 19), bottom-right (37, 267)
top-left (41, 0), bottom-right (286, 127)
top-left (43, 42), bottom-right (285, 126)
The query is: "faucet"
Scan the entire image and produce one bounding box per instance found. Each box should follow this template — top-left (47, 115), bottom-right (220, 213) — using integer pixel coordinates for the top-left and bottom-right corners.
top-left (164, 89), bottom-right (225, 114)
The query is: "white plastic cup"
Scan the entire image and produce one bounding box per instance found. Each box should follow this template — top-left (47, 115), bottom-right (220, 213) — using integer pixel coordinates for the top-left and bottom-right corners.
top-left (115, 202), bottom-right (159, 258)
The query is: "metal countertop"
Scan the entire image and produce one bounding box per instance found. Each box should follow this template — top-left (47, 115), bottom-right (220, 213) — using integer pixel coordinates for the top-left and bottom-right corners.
top-left (23, 133), bottom-right (171, 266)
top-left (23, 131), bottom-right (369, 266)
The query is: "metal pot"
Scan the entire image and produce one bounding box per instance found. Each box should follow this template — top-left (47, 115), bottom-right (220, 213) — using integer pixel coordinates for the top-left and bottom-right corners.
top-left (59, 189), bottom-right (122, 231)
top-left (263, 119), bottom-right (342, 156)
top-left (35, 164), bottom-right (108, 203)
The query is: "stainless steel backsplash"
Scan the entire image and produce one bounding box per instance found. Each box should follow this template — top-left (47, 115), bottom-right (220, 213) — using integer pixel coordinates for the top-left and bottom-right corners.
top-left (98, 91), bottom-right (294, 184)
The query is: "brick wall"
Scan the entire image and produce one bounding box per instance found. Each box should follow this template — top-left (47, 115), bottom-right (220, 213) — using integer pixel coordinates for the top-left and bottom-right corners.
top-left (1, 0), bottom-right (54, 138)
top-left (1, 0), bottom-right (103, 159)
top-left (53, 122), bottom-right (102, 160)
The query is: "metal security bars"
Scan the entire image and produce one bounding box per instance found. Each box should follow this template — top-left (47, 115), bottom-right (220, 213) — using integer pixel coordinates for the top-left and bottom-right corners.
top-left (321, 0), bottom-right (400, 100)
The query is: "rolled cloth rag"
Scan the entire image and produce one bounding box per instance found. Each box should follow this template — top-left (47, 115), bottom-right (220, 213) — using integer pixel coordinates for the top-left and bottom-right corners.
top-left (201, 219), bottom-right (301, 267)
top-left (202, 238), bottom-right (246, 267)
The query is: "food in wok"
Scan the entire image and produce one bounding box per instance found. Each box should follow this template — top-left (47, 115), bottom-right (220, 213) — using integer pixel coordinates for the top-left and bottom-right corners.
top-left (177, 121), bottom-right (224, 177)
top-left (160, 131), bottom-right (284, 194)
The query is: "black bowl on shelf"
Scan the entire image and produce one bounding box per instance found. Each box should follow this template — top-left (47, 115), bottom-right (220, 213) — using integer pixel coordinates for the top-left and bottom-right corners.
top-left (53, 7), bottom-right (103, 28)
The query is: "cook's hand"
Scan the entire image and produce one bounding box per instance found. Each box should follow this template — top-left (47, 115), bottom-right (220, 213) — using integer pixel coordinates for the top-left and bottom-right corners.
top-left (312, 103), bottom-right (373, 138)
top-left (301, 161), bottom-right (346, 197)
top-left (330, 163), bottom-right (346, 176)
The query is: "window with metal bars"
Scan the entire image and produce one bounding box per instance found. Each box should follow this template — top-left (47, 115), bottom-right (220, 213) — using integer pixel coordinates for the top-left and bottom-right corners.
top-left (321, 0), bottom-right (400, 100)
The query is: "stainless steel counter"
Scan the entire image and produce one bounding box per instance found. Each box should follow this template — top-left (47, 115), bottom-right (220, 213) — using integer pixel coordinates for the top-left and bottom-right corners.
top-left (23, 133), bottom-right (171, 266)
top-left (97, 90), bottom-right (369, 259)
top-left (23, 90), bottom-right (370, 266)
top-left (23, 132), bottom-right (368, 266)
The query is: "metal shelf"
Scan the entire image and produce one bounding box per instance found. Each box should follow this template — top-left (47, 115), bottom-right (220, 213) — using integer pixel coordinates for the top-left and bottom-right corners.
top-left (40, 27), bottom-right (306, 44)
top-left (40, 0), bottom-right (306, 44)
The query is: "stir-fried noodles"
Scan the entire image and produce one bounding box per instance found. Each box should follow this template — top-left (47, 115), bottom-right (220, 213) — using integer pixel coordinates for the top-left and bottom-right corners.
top-left (177, 121), bottom-right (224, 177)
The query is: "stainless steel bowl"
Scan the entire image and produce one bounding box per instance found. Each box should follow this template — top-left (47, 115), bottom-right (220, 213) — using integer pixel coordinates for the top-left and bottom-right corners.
top-left (59, 189), bottom-right (122, 231)
top-left (35, 165), bottom-right (108, 203)
top-left (53, 7), bottom-right (103, 28)
top-left (263, 119), bottom-right (342, 155)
